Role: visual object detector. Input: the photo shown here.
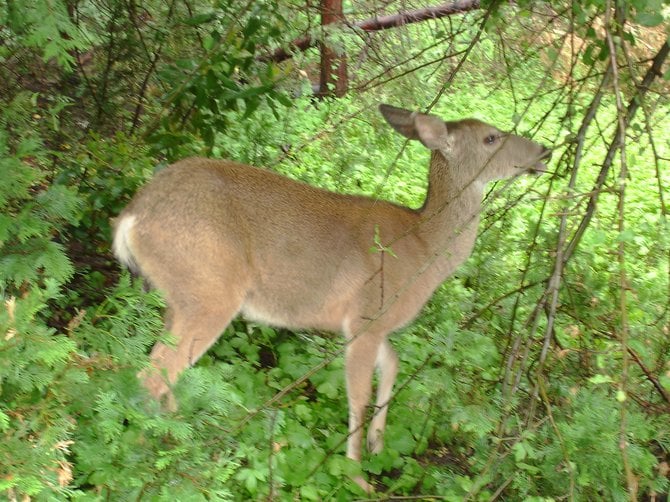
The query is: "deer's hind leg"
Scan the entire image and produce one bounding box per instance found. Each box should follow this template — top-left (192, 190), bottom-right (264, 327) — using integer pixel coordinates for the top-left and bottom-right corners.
top-left (139, 261), bottom-right (249, 410)
top-left (141, 306), bottom-right (242, 410)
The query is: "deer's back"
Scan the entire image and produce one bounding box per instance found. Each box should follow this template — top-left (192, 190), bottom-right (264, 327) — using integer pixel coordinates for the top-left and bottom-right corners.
top-left (118, 158), bottom-right (428, 331)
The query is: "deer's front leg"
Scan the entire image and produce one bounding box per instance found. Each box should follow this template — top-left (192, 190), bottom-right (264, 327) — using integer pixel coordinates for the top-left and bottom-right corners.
top-left (344, 332), bottom-right (384, 492)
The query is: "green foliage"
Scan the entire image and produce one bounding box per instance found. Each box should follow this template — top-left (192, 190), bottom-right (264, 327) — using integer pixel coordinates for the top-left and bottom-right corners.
top-left (0, 96), bottom-right (81, 289)
top-left (0, 76), bottom-right (80, 497)
top-left (2, 0), bottom-right (95, 69)
top-left (1, 0), bottom-right (669, 499)
top-left (149, 1), bottom-right (293, 156)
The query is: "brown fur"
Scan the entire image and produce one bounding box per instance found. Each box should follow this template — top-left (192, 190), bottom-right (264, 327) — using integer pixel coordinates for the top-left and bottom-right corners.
top-left (112, 104), bottom-right (550, 492)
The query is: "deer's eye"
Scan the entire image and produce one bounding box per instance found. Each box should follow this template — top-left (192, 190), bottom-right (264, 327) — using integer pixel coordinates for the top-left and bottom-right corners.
top-left (484, 134), bottom-right (498, 145)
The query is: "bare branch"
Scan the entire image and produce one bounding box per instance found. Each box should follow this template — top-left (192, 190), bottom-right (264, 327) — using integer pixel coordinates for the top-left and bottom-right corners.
top-left (260, 0), bottom-right (482, 63)
top-left (563, 37), bottom-right (670, 262)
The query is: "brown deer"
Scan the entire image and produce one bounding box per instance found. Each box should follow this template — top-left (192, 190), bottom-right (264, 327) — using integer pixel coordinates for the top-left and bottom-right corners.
top-left (112, 104), bottom-right (550, 492)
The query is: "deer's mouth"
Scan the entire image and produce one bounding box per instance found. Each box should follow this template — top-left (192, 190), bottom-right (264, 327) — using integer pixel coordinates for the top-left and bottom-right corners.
top-left (529, 162), bottom-right (546, 175)
top-left (529, 147), bottom-right (552, 174)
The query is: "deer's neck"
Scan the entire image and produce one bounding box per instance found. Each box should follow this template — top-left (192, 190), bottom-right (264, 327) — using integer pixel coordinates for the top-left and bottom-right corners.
top-left (417, 151), bottom-right (484, 261)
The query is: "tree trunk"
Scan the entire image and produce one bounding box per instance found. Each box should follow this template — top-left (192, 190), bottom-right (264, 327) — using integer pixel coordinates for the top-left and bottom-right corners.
top-left (318, 0), bottom-right (348, 97)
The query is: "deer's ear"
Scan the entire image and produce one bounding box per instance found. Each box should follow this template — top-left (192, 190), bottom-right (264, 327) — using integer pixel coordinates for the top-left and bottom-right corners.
top-left (413, 113), bottom-right (449, 151)
top-left (379, 104), bottom-right (420, 140)
top-left (380, 104), bottom-right (451, 151)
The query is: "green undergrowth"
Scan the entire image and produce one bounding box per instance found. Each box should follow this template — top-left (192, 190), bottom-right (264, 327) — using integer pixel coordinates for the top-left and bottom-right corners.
top-left (2, 0), bottom-right (669, 499)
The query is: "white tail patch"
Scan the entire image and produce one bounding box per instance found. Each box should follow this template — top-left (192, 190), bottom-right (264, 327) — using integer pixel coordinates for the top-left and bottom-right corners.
top-left (112, 214), bottom-right (137, 270)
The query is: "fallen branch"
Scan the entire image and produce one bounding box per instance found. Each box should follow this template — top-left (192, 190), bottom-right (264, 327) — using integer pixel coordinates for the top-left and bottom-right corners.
top-left (259, 0), bottom-right (482, 63)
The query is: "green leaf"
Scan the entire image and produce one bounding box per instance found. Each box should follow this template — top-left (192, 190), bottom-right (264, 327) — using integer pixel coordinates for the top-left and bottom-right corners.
top-left (513, 442), bottom-right (528, 461)
top-left (588, 374), bottom-right (614, 384)
top-left (456, 475), bottom-right (473, 492)
top-left (300, 485), bottom-right (319, 500)
top-left (517, 462), bottom-right (541, 474)
top-left (0, 410), bottom-right (9, 432)
top-left (275, 92), bottom-right (293, 108)
top-left (389, 427), bottom-right (415, 454)
top-left (617, 229), bottom-right (635, 242)
top-left (635, 12), bottom-right (664, 27)
top-left (243, 97), bottom-right (260, 118)
top-left (244, 17), bottom-right (262, 37)
top-left (182, 12), bottom-right (217, 25)
top-left (660, 373), bottom-right (670, 390)
top-left (316, 380), bottom-right (339, 399)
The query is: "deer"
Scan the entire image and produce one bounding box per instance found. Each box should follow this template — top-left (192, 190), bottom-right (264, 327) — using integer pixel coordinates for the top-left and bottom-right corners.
top-left (112, 104), bottom-right (551, 492)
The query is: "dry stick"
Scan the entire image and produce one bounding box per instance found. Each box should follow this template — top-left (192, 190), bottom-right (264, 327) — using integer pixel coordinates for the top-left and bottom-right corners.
top-left (618, 31), bottom-right (670, 333)
top-left (75, 52), bottom-right (103, 112)
top-left (627, 347), bottom-right (670, 406)
top-left (355, 47), bottom-right (472, 94)
top-left (616, 18), bottom-right (668, 221)
top-left (496, 26), bottom-right (576, 399)
top-left (486, 5), bottom-right (574, 115)
top-left (465, 19), bottom-right (590, 500)
top-left (470, 419), bottom-right (551, 502)
top-left (268, 105), bottom-right (370, 169)
top-left (130, 53), bottom-right (161, 134)
top-left (413, 396), bottom-right (435, 457)
top-left (488, 475), bottom-right (514, 502)
top-left (426, 4), bottom-right (492, 111)
top-left (348, 15), bottom-right (472, 92)
top-left (528, 33), bottom-right (670, 404)
top-left (266, 407), bottom-right (279, 501)
top-left (128, 0), bottom-right (180, 134)
top-left (96, 9), bottom-right (121, 124)
top-left (498, 61), bottom-right (612, 500)
top-left (563, 36), bottom-right (670, 263)
top-left (438, 45), bottom-right (557, 502)
top-left (352, 39), bottom-right (461, 92)
top-left (525, 61), bottom-right (612, 416)
top-left (488, 185), bottom-right (554, 392)
top-left (230, 348), bottom-right (338, 434)
top-left (603, 4), bottom-right (636, 497)
top-left (470, 24), bottom-right (631, 502)
top-left (493, 9), bottom-right (591, 400)
top-left (518, 25), bottom-right (670, 502)
top-left (497, 96), bottom-right (563, 400)
top-left (424, 14), bottom-right (466, 83)
top-left (462, 279), bottom-right (547, 329)
top-left (125, 0), bottom-right (179, 133)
